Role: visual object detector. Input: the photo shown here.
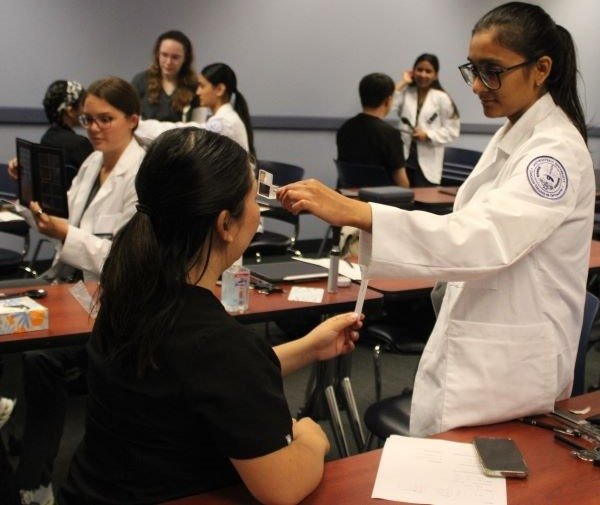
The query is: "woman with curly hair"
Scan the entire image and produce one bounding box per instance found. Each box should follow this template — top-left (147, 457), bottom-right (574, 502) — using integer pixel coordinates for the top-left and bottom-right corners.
top-left (132, 30), bottom-right (202, 122)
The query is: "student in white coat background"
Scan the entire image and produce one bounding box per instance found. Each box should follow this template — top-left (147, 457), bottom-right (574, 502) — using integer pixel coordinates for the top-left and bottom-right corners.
top-left (279, 1), bottom-right (595, 437)
top-left (393, 53), bottom-right (460, 186)
top-left (135, 62), bottom-right (254, 156)
top-left (15, 77), bottom-right (144, 505)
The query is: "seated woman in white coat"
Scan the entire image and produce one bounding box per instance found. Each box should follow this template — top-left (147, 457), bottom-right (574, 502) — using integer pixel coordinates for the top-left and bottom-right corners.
top-left (278, 1), bottom-right (594, 437)
top-left (135, 62), bottom-right (255, 156)
top-left (394, 53), bottom-right (460, 186)
top-left (30, 76), bottom-right (145, 282)
top-left (14, 77), bottom-right (144, 505)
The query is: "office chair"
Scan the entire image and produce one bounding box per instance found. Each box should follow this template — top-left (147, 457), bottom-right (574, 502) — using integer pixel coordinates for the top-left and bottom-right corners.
top-left (440, 147), bottom-right (482, 187)
top-left (245, 160), bottom-right (304, 262)
top-left (363, 291), bottom-right (600, 449)
top-left (572, 291), bottom-right (600, 395)
top-left (0, 164), bottom-right (37, 280)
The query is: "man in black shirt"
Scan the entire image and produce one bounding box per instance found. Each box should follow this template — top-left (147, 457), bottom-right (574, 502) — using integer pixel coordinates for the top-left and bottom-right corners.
top-left (337, 73), bottom-right (409, 187)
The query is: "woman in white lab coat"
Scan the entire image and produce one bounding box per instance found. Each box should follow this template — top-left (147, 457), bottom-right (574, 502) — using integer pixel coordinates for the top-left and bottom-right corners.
top-left (394, 53), bottom-right (460, 186)
top-left (135, 63), bottom-right (254, 155)
top-left (30, 76), bottom-right (144, 282)
top-left (279, 2), bottom-right (594, 437)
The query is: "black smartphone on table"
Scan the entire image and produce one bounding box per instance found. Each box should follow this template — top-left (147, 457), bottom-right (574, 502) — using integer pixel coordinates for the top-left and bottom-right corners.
top-left (473, 436), bottom-right (528, 478)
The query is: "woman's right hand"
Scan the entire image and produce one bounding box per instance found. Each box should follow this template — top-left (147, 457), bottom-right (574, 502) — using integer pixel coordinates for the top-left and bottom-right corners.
top-left (7, 157), bottom-right (18, 181)
top-left (396, 69), bottom-right (413, 91)
top-left (277, 179), bottom-right (373, 231)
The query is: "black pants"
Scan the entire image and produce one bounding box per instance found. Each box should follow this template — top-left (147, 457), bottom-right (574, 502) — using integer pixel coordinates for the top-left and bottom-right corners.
top-left (15, 346), bottom-right (87, 490)
top-left (406, 142), bottom-right (435, 188)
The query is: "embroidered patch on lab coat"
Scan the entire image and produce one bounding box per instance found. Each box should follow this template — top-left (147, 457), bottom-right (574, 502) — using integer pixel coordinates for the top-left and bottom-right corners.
top-left (206, 118), bottom-right (224, 134)
top-left (526, 156), bottom-right (568, 200)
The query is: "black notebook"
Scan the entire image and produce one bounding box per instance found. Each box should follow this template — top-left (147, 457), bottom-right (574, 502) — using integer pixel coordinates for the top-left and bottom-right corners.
top-left (16, 138), bottom-right (69, 218)
top-left (249, 261), bottom-right (328, 283)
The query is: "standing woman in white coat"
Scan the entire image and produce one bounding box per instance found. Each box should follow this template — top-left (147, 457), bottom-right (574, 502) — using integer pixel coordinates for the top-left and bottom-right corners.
top-left (394, 53), bottom-right (460, 186)
top-left (279, 1), bottom-right (594, 437)
top-left (14, 77), bottom-right (144, 505)
top-left (197, 63), bottom-right (255, 157)
top-left (135, 63), bottom-right (255, 156)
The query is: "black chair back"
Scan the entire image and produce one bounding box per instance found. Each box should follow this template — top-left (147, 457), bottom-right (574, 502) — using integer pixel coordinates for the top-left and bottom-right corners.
top-left (440, 148), bottom-right (482, 186)
top-left (0, 164), bottom-right (18, 199)
top-left (334, 160), bottom-right (392, 189)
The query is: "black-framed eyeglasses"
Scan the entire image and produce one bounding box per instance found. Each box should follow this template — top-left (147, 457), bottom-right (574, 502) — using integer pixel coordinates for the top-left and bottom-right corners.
top-left (78, 114), bottom-right (114, 130)
top-left (458, 60), bottom-right (534, 90)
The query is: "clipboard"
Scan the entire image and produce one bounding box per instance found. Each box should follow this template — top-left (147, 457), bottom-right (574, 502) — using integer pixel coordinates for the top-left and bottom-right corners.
top-left (16, 138), bottom-right (69, 218)
top-left (249, 261), bottom-right (328, 283)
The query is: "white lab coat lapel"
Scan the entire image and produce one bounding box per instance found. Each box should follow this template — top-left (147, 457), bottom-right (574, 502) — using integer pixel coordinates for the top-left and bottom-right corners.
top-left (67, 158), bottom-right (101, 227)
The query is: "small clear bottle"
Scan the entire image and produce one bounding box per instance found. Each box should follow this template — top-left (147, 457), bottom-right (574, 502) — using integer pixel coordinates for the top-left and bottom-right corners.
top-left (221, 264), bottom-right (250, 313)
top-left (327, 246), bottom-right (340, 293)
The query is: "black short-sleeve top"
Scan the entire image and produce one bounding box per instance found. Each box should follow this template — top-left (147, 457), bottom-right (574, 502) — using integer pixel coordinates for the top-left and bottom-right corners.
top-left (60, 284), bottom-right (292, 505)
top-left (337, 113), bottom-right (406, 180)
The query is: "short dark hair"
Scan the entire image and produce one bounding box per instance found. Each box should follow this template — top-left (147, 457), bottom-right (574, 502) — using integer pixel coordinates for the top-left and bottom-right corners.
top-left (359, 73), bottom-right (395, 108)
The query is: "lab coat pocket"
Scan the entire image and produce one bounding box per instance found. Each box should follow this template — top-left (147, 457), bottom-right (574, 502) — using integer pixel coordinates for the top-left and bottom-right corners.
top-left (442, 319), bottom-right (556, 431)
top-left (93, 214), bottom-right (119, 236)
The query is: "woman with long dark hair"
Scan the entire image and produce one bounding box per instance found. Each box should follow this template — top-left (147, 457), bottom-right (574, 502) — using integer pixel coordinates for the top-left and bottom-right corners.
top-left (60, 128), bottom-right (361, 504)
top-left (394, 53), bottom-right (460, 186)
top-left (279, 2), bottom-right (594, 437)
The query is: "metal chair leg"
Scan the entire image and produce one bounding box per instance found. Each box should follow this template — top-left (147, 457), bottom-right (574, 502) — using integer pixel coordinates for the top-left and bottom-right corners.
top-left (324, 385), bottom-right (350, 458)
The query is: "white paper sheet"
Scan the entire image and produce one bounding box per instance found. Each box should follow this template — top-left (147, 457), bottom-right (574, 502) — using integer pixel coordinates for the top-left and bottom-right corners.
top-left (287, 286), bottom-right (324, 303)
top-left (293, 256), bottom-right (362, 280)
top-left (0, 211), bottom-right (24, 222)
top-left (372, 435), bottom-right (507, 505)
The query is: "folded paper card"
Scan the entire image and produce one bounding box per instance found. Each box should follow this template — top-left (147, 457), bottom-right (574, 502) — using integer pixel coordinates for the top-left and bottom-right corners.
top-left (0, 296), bottom-right (48, 335)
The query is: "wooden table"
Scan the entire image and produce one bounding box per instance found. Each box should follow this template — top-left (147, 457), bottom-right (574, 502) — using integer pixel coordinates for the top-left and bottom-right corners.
top-left (0, 282), bottom-right (97, 352)
top-left (412, 186), bottom-right (457, 206)
top-left (0, 281), bottom-right (383, 353)
top-left (163, 391), bottom-right (600, 505)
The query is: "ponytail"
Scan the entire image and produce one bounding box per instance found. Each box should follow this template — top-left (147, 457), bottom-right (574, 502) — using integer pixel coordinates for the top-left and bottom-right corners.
top-left (202, 63), bottom-right (256, 156)
top-left (232, 90), bottom-right (256, 157)
top-left (548, 25), bottom-right (587, 143)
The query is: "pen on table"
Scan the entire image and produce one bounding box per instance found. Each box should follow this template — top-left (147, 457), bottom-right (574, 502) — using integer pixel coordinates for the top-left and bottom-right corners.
top-left (554, 433), bottom-right (590, 451)
top-left (520, 417), bottom-right (581, 437)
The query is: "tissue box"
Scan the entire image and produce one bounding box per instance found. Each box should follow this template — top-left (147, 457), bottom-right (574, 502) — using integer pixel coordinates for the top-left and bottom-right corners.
top-left (0, 297), bottom-right (48, 335)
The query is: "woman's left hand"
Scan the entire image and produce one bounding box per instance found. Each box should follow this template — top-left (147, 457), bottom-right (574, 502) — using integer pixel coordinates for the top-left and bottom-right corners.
top-left (30, 202), bottom-right (69, 242)
top-left (412, 126), bottom-right (429, 142)
top-left (305, 312), bottom-right (363, 361)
